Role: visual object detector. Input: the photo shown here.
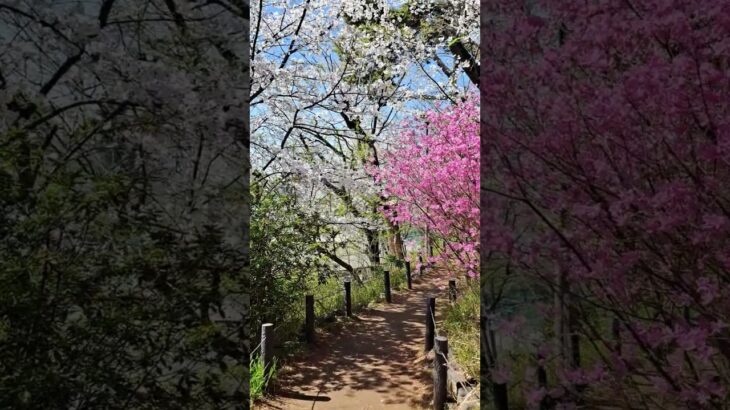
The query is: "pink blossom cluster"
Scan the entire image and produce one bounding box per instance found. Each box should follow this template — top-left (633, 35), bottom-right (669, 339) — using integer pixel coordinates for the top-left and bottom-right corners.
top-left (373, 95), bottom-right (479, 277)
top-left (482, 0), bottom-right (730, 406)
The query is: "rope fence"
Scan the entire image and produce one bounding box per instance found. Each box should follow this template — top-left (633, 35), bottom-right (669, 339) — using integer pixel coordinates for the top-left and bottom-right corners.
top-left (252, 257), bottom-right (477, 408)
top-left (426, 276), bottom-right (478, 410)
top-left (252, 261), bottom-right (415, 363)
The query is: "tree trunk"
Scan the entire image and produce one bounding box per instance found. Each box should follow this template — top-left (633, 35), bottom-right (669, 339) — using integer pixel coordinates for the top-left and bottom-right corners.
top-left (387, 225), bottom-right (405, 260)
top-left (365, 229), bottom-right (380, 266)
top-left (423, 226), bottom-right (434, 260)
top-left (316, 246), bottom-right (363, 284)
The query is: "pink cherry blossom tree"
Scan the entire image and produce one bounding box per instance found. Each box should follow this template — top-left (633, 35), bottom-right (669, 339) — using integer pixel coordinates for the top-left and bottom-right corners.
top-left (373, 94), bottom-right (480, 278)
top-left (481, 0), bottom-right (730, 407)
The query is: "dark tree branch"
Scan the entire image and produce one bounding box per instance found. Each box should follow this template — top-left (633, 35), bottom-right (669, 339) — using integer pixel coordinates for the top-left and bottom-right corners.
top-left (98, 0), bottom-right (116, 27)
top-left (40, 51), bottom-right (84, 95)
top-left (448, 39), bottom-right (479, 85)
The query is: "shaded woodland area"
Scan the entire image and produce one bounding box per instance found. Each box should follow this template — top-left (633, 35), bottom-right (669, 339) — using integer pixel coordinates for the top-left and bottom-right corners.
top-left (0, 1), bottom-right (250, 408)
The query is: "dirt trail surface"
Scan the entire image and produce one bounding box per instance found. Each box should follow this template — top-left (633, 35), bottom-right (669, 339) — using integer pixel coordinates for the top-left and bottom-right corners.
top-left (257, 272), bottom-right (449, 410)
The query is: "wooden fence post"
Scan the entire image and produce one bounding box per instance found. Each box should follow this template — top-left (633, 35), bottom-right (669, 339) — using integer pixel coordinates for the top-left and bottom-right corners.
top-left (405, 261), bottom-right (412, 290)
top-left (433, 336), bottom-right (449, 410)
top-left (344, 280), bottom-right (352, 317)
top-left (384, 270), bottom-right (392, 303)
top-left (261, 323), bottom-right (274, 373)
top-left (448, 279), bottom-right (457, 303)
top-left (305, 295), bottom-right (315, 343)
top-left (425, 296), bottom-right (436, 351)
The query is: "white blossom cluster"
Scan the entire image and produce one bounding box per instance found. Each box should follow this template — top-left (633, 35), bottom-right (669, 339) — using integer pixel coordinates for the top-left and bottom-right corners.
top-left (1, 0), bottom-right (249, 246)
top-left (251, 0), bottom-right (478, 243)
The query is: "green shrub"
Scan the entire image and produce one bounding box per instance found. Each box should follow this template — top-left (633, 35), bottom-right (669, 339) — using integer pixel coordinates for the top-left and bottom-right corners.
top-left (442, 279), bottom-right (480, 380)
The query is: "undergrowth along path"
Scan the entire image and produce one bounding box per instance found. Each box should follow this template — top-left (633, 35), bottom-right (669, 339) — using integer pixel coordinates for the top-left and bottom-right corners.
top-left (257, 270), bottom-right (450, 410)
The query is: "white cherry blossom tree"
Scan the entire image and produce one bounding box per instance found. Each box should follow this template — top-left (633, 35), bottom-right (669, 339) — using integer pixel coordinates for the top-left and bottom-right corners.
top-left (251, 0), bottom-right (478, 272)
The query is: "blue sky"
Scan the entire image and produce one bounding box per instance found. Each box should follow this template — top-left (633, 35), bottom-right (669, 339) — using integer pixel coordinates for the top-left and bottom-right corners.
top-left (251, 1), bottom-right (476, 166)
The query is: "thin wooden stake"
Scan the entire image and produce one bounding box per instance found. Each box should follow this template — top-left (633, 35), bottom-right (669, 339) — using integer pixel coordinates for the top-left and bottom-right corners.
top-left (305, 295), bottom-right (315, 343)
top-left (425, 296), bottom-right (436, 351)
top-left (384, 270), bottom-right (392, 303)
top-left (261, 323), bottom-right (274, 373)
top-left (448, 279), bottom-right (457, 303)
top-left (405, 261), bottom-right (412, 289)
top-left (344, 280), bottom-right (352, 317)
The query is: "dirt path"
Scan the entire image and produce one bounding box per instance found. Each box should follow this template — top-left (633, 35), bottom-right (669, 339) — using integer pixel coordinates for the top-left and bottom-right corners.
top-left (257, 272), bottom-right (449, 410)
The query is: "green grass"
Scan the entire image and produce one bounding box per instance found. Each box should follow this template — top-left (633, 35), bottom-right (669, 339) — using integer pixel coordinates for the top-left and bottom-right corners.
top-left (261, 265), bottom-right (410, 345)
top-left (250, 354), bottom-right (277, 404)
top-left (442, 278), bottom-right (480, 380)
top-left (310, 265), bottom-right (408, 320)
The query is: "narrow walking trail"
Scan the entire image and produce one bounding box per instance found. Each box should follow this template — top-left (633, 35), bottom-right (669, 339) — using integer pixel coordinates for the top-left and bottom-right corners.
top-left (258, 271), bottom-right (449, 410)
